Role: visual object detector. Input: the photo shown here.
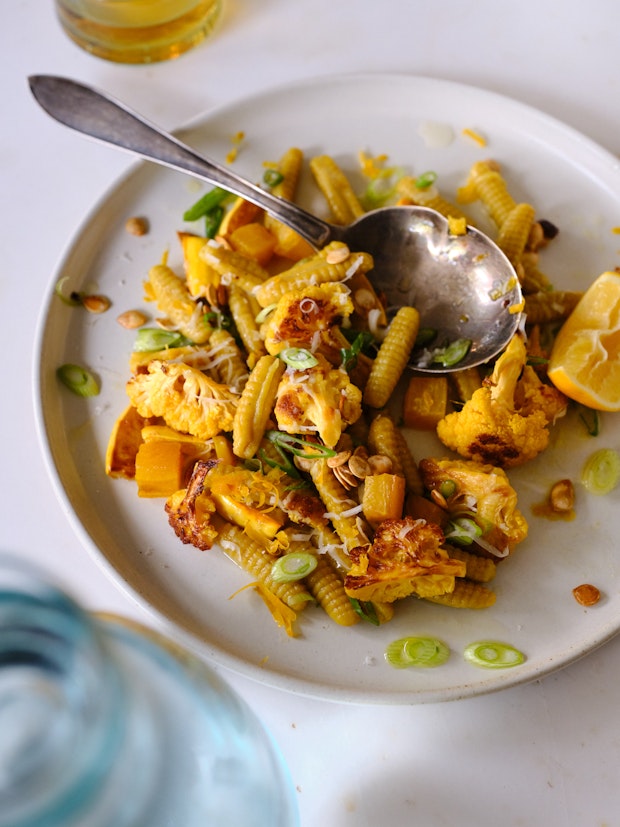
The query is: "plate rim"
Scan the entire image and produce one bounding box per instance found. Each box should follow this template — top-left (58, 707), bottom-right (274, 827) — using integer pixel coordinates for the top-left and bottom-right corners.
top-left (32, 71), bottom-right (620, 705)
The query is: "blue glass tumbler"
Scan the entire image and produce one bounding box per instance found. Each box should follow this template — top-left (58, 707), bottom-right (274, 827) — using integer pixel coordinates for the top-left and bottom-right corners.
top-left (0, 554), bottom-right (299, 826)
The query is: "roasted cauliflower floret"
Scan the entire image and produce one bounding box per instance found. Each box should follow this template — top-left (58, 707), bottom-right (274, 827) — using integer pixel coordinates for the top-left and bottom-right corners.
top-left (344, 517), bottom-right (466, 603)
top-left (437, 334), bottom-right (567, 467)
top-left (126, 360), bottom-right (238, 441)
top-left (274, 354), bottom-right (362, 447)
top-left (419, 457), bottom-right (528, 557)
top-left (262, 283), bottom-right (354, 363)
top-left (166, 460), bottom-right (219, 550)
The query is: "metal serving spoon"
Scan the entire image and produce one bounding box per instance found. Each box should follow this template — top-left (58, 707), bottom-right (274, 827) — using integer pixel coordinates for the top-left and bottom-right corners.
top-left (29, 74), bottom-right (522, 373)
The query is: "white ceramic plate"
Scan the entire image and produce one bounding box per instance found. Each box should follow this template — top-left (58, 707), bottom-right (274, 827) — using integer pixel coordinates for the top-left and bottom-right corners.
top-left (35, 74), bottom-right (620, 704)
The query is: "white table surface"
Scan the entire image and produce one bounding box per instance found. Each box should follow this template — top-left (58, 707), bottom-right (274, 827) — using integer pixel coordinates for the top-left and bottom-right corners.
top-left (4, 2), bottom-right (620, 825)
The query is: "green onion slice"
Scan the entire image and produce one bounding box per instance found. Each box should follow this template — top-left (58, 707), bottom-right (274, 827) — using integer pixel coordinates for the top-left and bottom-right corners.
top-left (463, 641), bottom-right (525, 669)
top-left (255, 303), bottom-right (278, 324)
top-left (263, 169), bottom-right (284, 188)
top-left (578, 406), bottom-right (600, 437)
top-left (445, 517), bottom-right (482, 546)
top-left (340, 331), bottom-right (374, 371)
top-left (581, 448), bottom-right (620, 495)
top-left (439, 479), bottom-right (457, 499)
top-left (385, 636), bottom-right (450, 668)
top-left (361, 166), bottom-right (405, 210)
top-left (415, 327), bottom-right (437, 348)
top-left (415, 170), bottom-right (437, 190)
top-left (133, 328), bottom-right (193, 352)
top-left (265, 430), bottom-right (337, 459)
top-left (204, 204), bottom-right (224, 239)
top-left (279, 347), bottom-right (319, 370)
top-left (183, 186), bottom-right (230, 222)
top-left (349, 598), bottom-right (380, 626)
top-left (54, 276), bottom-right (83, 307)
top-left (431, 338), bottom-right (472, 367)
top-left (56, 363), bottom-right (100, 397)
top-left (271, 552), bottom-right (318, 583)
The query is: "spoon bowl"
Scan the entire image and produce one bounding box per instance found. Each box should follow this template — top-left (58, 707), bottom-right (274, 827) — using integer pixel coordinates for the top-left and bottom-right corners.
top-left (29, 74), bottom-right (522, 372)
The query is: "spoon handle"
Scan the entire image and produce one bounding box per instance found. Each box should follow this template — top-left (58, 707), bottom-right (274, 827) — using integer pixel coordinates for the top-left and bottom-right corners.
top-left (29, 75), bottom-right (336, 249)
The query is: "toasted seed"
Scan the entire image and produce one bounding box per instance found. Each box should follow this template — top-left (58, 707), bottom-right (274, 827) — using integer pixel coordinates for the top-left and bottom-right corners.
top-left (125, 216), bottom-right (149, 236)
top-left (348, 454), bottom-right (370, 479)
top-left (325, 245), bottom-right (350, 264)
top-left (573, 583), bottom-right (600, 606)
top-left (332, 465), bottom-right (358, 489)
top-left (549, 479), bottom-right (575, 513)
top-left (327, 450), bottom-right (352, 468)
top-left (82, 294), bottom-right (111, 314)
top-left (117, 309), bottom-right (147, 329)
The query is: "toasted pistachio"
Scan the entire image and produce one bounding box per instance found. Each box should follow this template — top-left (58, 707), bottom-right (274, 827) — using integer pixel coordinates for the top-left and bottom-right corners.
top-left (125, 216), bottom-right (149, 236)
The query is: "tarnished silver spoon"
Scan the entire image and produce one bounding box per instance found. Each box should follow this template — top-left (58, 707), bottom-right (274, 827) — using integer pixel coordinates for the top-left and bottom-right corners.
top-left (29, 74), bottom-right (522, 373)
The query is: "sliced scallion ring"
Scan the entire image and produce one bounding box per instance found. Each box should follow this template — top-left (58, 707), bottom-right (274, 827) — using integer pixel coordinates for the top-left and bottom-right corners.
top-left (56, 363), bottom-right (100, 397)
top-left (349, 598), bottom-right (380, 626)
top-left (54, 276), bottom-right (83, 307)
top-left (133, 328), bottom-right (193, 352)
top-left (415, 170), bottom-right (437, 190)
top-left (445, 517), bottom-right (482, 546)
top-left (279, 347), bottom-right (319, 370)
top-left (431, 338), bottom-right (472, 367)
top-left (463, 641), bottom-right (525, 669)
top-left (385, 636), bottom-right (450, 669)
top-left (263, 169), bottom-right (284, 188)
top-left (271, 552), bottom-right (317, 583)
top-left (581, 448), bottom-right (620, 495)
top-left (255, 303), bottom-right (278, 324)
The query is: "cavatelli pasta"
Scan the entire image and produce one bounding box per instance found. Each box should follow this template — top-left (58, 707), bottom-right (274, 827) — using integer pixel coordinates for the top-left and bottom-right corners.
top-left (397, 176), bottom-right (470, 222)
top-left (523, 290), bottom-right (583, 324)
top-left (309, 155), bottom-right (365, 225)
top-left (458, 161), bottom-right (516, 227)
top-left (145, 263), bottom-right (212, 343)
top-left (363, 306), bottom-right (420, 408)
top-left (199, 239), bottom-right (270, 293)
top-left (424, 579), bottom-right (496, 609)
top-left (368, 413), bottom-right (423, 496)
top-left (254, 246), bottom-right (373, 308)
top-left (303, 551), bottom-right (360, 626)
top-left (217, 521), bottom-right (312, 610)
top-left (228, 284), bottom-right (266, 361)
top-left (232, 354), bottom-right (285, 459)
top-left (309, 459), bottom-right (369, 554)
top-left (444, 547), bottom-right (497, 583)
top-left (497, 203), bottom-right (536, 268)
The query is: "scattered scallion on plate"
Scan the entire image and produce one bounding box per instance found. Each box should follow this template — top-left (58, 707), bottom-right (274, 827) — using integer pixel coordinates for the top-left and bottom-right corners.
top-left (581, 448), bottom-right (620, 495)
top-left (385, 636), bottom-right (450, 669)
top-left (56, 363), bottom-right (100, 397)
top-left (463, 641), bottom-right (525, 669)
top-left (132, 328), bottom-right (193, 352)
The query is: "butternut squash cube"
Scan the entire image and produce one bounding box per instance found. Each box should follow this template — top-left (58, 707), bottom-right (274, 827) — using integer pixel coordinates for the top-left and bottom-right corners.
top-left (178, 231), bottom-right (218, 298)
top-left (403, 375), bottom-right (448, 430)
top-left (229, 222), bottom-right (277, 266)
top-left (135, 440), bottom-right (186, 498)
top-left (362, 473), bottom-right (406, 527)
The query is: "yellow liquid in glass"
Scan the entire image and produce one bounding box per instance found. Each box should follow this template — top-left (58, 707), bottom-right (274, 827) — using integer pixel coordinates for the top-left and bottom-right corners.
top-left (55, 0), bottom-right (222, 63)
